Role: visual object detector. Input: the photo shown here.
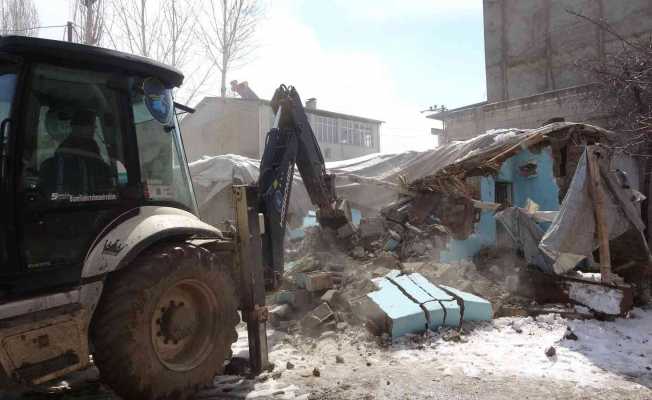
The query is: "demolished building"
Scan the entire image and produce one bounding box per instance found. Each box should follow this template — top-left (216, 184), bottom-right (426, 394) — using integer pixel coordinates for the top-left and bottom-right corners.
top-left (189, 122), bottom-right (651, 322)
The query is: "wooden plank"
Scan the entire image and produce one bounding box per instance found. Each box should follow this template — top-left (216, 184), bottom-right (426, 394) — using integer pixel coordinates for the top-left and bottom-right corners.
top-left (585, 146), bottom-right (612, 283)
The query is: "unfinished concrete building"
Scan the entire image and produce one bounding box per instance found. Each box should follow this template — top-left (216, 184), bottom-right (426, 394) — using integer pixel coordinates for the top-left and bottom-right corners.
top-left (430, 0), bottom-right (652, 144)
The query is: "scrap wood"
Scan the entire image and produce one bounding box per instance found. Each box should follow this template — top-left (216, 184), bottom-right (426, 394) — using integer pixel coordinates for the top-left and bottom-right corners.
top-left (586, 146), bottom-right (612, 283)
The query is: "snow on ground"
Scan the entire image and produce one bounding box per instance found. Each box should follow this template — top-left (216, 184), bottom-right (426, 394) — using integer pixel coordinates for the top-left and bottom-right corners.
top-left (392, 308), bottom-right (652, 388)
top-left (203, 307), bottom-right (652, 399)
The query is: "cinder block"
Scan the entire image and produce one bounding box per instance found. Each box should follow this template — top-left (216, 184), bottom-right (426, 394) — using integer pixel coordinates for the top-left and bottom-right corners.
top-left (440, 285), bottom-right (492, 321)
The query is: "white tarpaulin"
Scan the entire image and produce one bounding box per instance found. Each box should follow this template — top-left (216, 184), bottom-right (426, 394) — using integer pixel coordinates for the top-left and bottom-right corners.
top-left (189, 154), bottom-right (312, 229)
top-left (539, 149), bottom-right (644, 274)
top-left (188, 127), bottom-right (532, 227)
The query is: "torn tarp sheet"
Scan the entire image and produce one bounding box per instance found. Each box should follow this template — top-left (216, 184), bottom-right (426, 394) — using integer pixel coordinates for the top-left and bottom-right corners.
top-left (538, 149), bottom-right (644, 274)
top-left (495, 207), bottom-right (555, 273)
top-left (189, 154), bottom-right (312, 229)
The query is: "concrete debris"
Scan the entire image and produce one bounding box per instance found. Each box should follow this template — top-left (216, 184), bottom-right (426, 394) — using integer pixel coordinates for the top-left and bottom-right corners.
top-left (564, 328), bottom-right (578, 341)
top-left (359, 217), bottom-right (385, 239)
top-left (296, 271), bottom-right (338, 292)
top-left (270, 304), bottom-right (292, 327)
top-left (362, 270), bottom-right (491, 338)
top-left (300, 303), bottom-right (335, 334)
top-left (336, 222), bottom-right (357, 239)
top-left (545, 346), bottom-right (557, 358)
top-left (320, 289), bottom-right (338, 305)
top-left (351, 246), bottom-right (366, 259)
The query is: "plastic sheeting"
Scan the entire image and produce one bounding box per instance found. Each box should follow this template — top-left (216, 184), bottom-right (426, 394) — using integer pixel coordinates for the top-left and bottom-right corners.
top-left (539, 149), bottom-right (643, 274)
top-left (495, 207), bottom-right (555, 273)
top-left (189, 154), bottom-right (312, 229)
top-left (188, 128), bottom-right (534, 227)
top-left (188, 123), bottom-right (615, 234)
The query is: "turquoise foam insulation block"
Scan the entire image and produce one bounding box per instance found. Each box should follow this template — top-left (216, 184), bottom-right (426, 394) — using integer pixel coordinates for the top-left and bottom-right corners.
top-left (366, 280), bottom-right (427, 338)
top-left (407, 273), bottom-right (462, 327)
top-left (392, 275), bottom-right (446, 327)
top-left (439, 284), bottom-right (493, 321)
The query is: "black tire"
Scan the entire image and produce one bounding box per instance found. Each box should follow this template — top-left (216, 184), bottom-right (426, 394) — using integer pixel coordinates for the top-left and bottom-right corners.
top-left (91, 242), bottom-right (239, 400)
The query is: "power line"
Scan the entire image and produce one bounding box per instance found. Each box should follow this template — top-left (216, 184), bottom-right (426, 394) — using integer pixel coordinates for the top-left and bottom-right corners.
top-left (2, 24), bottom-right (68, 33)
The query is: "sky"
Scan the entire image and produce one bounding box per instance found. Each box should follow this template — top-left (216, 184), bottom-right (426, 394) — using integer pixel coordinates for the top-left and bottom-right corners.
top-left (34, 0), bottom-right (486, 153)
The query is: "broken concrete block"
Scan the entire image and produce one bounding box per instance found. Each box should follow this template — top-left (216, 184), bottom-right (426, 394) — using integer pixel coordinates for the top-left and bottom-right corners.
top-left (351, 246), bottom-right (365, 258)
top-left (301, 303), bottom-right (334, 332)
top-left (275, 289), bottom-right (312, 309)
top-left (566, 280), bottom-right (629, 316)
top-left (320, 289), bottom-right (338, 305)
top-left (439, 285), bottom-right (492, 321)
top-left (392, 275), bottom-right (446, 327)
top-left (406, 273), bottom-right (461, 327)
top-left (366, 281), bottom-right (427, 338)
top-left (295, 272), bottom-right (335, 292)
top-left (337, 222), bottom-right (357, 239)
top-left (359, 217), bottom-right (385, 239)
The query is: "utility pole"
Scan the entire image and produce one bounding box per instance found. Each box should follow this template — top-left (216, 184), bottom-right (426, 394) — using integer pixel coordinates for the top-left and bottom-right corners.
top-left (66, 21), bottom-right (73, 42)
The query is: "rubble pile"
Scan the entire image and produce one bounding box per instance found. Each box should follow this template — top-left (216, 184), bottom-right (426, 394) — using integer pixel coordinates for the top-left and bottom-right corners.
top-left (272, 225), bottom-right (536, 338)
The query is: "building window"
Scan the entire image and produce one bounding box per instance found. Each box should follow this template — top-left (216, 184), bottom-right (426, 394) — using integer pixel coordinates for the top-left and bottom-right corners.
top-left (314, 116), bottom-right (337, 144)
top-left (340, 120), bottom-right (374, 148)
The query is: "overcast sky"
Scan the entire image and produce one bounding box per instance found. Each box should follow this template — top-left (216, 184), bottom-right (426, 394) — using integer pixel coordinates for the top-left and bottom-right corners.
top-left (34, 0), bottom-right (486, 153)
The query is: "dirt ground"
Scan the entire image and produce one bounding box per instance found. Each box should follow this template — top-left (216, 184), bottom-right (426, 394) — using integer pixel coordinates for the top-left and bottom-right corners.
top-left (12, 308), bottom-right (652, 400)
top-left (197, 313), bottom-right (652, 400)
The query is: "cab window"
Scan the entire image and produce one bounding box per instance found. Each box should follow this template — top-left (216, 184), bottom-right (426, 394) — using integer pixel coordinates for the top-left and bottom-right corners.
top-left (21, 64), bottom-right (128, 202)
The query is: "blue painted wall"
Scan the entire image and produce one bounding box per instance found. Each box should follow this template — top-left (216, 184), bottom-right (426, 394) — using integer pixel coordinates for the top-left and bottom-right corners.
top-left (440, 147), bottom-right (560, 262)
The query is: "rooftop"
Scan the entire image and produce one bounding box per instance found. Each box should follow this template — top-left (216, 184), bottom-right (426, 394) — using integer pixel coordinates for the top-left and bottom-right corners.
top-left (195, 96), bottom-right (384, 124)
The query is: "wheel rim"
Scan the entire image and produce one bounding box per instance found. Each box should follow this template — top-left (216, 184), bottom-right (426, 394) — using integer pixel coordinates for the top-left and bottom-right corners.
top-left (151, 279), bottom-right (218, 371)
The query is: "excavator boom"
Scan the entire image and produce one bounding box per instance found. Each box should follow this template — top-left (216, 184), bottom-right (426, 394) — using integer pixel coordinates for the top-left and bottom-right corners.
top-left (258, 85), bottom-right (349, 288)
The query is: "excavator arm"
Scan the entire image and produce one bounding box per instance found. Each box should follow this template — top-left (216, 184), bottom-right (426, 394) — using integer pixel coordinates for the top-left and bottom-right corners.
top-left (258, 85), bottom-right (349, 288)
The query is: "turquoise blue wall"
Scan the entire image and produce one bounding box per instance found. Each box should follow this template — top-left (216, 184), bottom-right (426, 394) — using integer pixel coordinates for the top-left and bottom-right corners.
top-left (440, 147), bottom-right (560, 262)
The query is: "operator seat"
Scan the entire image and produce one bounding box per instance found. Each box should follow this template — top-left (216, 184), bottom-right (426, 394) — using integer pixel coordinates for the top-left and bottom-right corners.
top-left (39, 109), bottom-right (114, 197)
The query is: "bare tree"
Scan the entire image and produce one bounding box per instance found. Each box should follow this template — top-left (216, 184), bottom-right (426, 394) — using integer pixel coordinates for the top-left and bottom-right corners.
top-left (198, 0), bottom-right (262, 97)
top-left (107, 0), bottom-right (162, 58)
top-left (568, 10), bottom-right (652, 146)
top-left (106, 0), bottom-right (215, 104)
top-left (0, 0), bottom-right (39, 37)
top-left (71, 0), bottom-right (107, 46)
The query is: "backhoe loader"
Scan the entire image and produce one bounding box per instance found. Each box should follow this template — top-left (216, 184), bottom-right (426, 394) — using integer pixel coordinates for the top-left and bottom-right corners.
top-left (0, 36), bottom-right (347, 399)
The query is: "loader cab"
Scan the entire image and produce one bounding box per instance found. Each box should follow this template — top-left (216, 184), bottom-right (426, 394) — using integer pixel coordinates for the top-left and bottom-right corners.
top-left (0, 36), bottom-right (197, 299)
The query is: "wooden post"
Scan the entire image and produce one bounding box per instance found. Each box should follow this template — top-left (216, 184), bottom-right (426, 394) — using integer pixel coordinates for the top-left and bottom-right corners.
top-left (586, 146), bottom-right (612, 283)
top-left (66, 21), bottom-right (73, 42)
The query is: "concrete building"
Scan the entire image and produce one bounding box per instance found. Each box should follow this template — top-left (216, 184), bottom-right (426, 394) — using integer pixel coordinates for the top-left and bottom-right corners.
top-left (181, 96), bottom-right (382, 162)
top-left (430, 0), bottom-right (652, 144)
